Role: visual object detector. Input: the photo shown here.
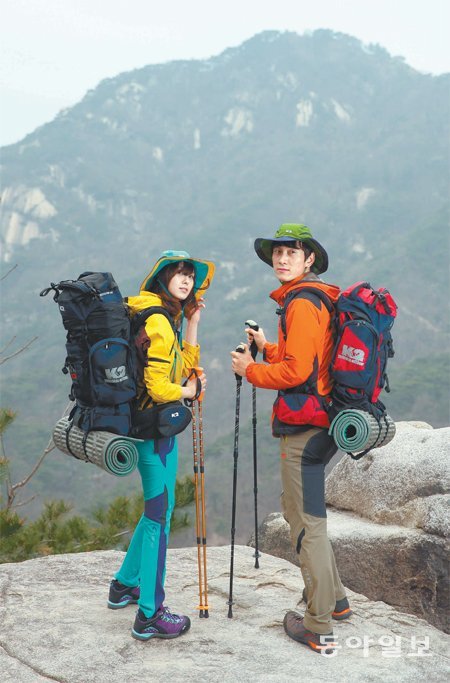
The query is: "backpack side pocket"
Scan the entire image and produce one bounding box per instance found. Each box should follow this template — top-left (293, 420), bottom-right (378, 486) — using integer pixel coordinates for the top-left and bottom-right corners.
top-left (332, 319), bottom-right (378, 392)
top-left (89, 338), bottom-right (135, 405)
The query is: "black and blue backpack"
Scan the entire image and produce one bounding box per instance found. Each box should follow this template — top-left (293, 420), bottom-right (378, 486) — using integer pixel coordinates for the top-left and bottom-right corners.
top-left (41, 272), bottom-right (136, 435)
top-left (41, 271), bottom-right (193, 439)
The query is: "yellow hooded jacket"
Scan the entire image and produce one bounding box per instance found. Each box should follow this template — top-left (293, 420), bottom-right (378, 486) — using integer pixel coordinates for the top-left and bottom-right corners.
top-left (127, 291), bottom-right (200, 406)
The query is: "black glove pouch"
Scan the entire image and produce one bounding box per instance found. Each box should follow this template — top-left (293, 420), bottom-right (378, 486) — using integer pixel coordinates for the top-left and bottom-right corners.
top-left (131, 401), bottom-right (192, 439)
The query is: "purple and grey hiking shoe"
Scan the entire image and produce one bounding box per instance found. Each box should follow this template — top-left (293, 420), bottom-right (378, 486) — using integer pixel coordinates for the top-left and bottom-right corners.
top-left (132, 606), bottom-right (191, 641)
top-left (108, 579), bottom-right (140, 609)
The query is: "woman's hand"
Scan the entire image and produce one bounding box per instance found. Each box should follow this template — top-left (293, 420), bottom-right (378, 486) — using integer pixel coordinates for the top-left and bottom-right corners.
top-left (187, 297), bottom-right (205, 326)
top-left (181, 368), bottom-right (207, 399)
top-left (185, 298), bottom-right (205, 347)
top-left (245, 326), bottom-right (267, 353)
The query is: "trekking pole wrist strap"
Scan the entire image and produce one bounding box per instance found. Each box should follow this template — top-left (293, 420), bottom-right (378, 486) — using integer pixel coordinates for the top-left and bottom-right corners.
top-left (183, 368), bottom-right (203, 406)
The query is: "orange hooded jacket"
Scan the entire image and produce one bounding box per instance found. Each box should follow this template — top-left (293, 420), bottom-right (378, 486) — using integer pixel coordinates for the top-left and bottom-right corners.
top-left (246, 274), bottom-right (340, 398)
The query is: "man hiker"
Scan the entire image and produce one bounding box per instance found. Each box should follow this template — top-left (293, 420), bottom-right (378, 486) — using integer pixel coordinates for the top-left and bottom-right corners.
top-left (231, 223), bottom-right (352, 654)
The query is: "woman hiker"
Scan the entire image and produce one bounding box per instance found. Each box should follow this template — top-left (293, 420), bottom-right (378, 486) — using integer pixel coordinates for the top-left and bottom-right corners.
top-left (231, 223), bottom-right (352, 655)
top-left (108, 250), bottom-right (215, 640)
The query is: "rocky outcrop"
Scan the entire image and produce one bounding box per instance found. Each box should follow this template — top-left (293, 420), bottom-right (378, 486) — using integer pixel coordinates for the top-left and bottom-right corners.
top-left (251, 510), bottom-right (449, 633)
top-left (1, 546), bottom-right (449, 682)
top-left (250, 422), bottom-right (450, 633)
top-left (325, 422), bottom-right (450, 537)
top-left (1, 185), bottom-right (58, 262)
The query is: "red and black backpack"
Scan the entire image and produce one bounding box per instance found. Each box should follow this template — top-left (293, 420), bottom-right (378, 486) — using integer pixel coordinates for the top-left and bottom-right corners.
top-left (328, 282), bottom-right (397, 420)
top-left (275, 281), bottom-right (398, 426)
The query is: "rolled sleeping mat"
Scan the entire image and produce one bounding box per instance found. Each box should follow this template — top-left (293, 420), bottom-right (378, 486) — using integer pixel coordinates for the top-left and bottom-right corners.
top-left (53, 417), bottom-right (140, 477)
top-left (329, 409), bottom-right (396, 455)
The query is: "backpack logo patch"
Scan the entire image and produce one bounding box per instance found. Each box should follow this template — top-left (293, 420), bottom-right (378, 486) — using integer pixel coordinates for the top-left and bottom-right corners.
top-left (105, 366), bottom-right (128, 383)
top-left (338, 344), bottom-right (366, 367)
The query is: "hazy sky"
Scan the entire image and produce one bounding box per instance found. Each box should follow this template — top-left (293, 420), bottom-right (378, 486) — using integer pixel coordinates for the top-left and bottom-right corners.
top-left (1, 0), bottom-right (449, 147)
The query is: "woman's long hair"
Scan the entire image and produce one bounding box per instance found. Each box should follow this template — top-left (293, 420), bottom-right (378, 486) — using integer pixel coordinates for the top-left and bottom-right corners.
top-left (149, 261), bottom-right (198, 322)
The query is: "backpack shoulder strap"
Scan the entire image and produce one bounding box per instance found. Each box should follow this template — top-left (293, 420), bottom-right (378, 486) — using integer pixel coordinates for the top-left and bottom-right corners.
top-left (131, 306), bottom-right (177, 337)
top-left (131, 306), bottom-right (179, 399)
top-left (277, 287), bottom-right (334, 339)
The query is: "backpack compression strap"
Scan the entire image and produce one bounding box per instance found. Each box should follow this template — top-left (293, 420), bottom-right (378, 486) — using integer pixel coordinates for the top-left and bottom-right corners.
top-left (40, 279), bottom-right (101, 302)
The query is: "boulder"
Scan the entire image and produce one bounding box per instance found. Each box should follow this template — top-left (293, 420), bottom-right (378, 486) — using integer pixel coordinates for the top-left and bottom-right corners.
top-left (251, 511), bottom-right (449, 633)
top-left (322, 421), bottom-right (449, 631)
top-left (325, 422), bottom-right (450, 537)
top-left (1, 546), bottom-right (449, 682)
top-left (251, 423), bottom-right (450, 632)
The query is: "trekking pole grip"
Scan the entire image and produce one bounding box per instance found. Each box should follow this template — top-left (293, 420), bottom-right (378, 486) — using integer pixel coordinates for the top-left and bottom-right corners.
top-left (194, 366), bottom-right (204, 402)
top-left (245, 320), bottom-right (259, 360)
top-left (234, 343), bottom-right (246, 382)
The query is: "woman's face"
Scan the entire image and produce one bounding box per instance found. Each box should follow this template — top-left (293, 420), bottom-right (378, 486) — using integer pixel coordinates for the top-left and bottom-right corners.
top-left (272, 245), bottom-right (314, 282)
top-left (168, 268), bottom-right (195, 301)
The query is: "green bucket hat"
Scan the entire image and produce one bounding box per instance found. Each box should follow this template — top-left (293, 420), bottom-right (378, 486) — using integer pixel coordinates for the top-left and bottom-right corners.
top-left (254, 223), bottom-right (328, 274)
top-left (140, 250), bottom-right (215, 298)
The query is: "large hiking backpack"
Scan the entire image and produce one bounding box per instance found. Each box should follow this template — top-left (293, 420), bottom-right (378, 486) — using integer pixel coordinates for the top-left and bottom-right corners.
top-left (41, 272), bottom-right (135, 435)
top-left (42, 274), bottom-right (192, 440)
top-left (277, 281), bottom-right (397, 423)
top-left (329, 282), bottom-right (397, 420)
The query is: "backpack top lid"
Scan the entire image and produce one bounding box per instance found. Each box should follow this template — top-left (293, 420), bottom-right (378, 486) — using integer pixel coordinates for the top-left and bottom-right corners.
top-left (139, 251), bottom-right (215, 299)
top-left (76, 271), bottom-right (122, 303)
top-left (340, 281), bottom-right (398, 319)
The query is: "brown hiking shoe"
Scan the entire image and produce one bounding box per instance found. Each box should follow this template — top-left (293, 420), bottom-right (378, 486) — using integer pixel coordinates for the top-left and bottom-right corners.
top-left (283, 611), bottom-right (336, 655)
top-left (302, 587), bottom-right (353, 621)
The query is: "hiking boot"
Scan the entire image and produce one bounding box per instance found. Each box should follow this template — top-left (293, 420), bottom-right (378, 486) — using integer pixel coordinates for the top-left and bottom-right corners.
top-left (107, 579), bottom-right (140, 609)
top-left (302, 587), bottom-right (352, 621)
top-left (333, 596), bottom-right (353, 621)
top-left (132, 606), bottom-right (191, 641)
top-left (283, 611), bottom-right (335, 655)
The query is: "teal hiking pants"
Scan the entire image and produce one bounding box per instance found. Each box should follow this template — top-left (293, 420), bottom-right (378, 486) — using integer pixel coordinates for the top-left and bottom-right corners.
top-left (114, 436), bottom-right (178, 618)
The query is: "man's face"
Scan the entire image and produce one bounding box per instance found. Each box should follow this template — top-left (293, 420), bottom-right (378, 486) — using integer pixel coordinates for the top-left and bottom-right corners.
top-left (272, 245), bottom-right (313, 282)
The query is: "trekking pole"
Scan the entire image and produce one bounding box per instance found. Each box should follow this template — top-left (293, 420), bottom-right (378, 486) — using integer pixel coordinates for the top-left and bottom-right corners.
top-left (191, 397), bottom-right (205, 617)
top-left (245, 320), bottom-right (261, 570)
top-left (227, 342), bottom-right (245, 618)
top-left (196, 377), bottom-right (209, 618)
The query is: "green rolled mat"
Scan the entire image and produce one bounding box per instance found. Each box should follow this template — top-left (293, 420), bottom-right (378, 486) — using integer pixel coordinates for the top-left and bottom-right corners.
top-left (53, 417), bottom-right (140, 477)
top-left (329, 409), bottom-right (396, 455)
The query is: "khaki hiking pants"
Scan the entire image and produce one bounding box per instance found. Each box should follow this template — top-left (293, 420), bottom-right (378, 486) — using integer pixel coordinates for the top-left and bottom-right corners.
top-left (280, 427), bottom-right (346, 635)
